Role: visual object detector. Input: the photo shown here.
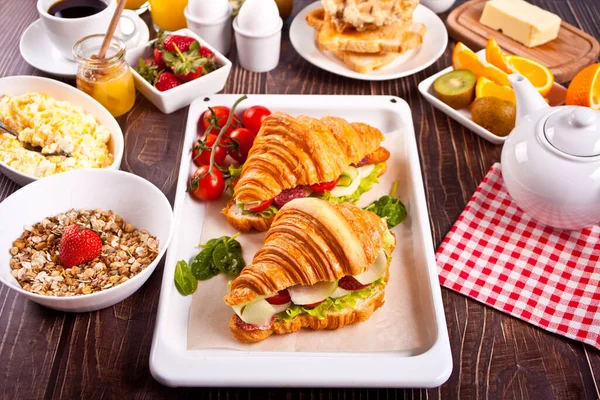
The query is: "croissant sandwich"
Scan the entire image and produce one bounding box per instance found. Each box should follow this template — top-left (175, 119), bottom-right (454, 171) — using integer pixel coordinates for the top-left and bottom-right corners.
top-left (222, 112), bottom-right (390, 232)
top-left (224, 197), bottom-right (396, 343)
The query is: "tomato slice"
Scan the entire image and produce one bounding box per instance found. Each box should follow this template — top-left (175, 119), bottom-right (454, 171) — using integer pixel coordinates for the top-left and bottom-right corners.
top-left (303, 300), bottom-right (324, 308)
top-left (309, 177), bottom-right (340, 193)
top-left (338, 276), bottom-right (370, 291)
top-left (247, 199), bottom-right (273, 213)
top-left (266, 289), bottom-right (291, 305)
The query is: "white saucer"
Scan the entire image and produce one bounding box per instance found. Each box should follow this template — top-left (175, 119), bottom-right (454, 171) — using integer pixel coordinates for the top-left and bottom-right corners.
top-left (20, 11), bottom-right (150, 79)
top-left (290, 2), bottom-right (448, 81)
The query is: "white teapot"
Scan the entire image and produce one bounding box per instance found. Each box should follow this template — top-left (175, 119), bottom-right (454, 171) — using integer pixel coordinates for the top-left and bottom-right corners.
top-left (501, 74), bottom-right (600, 230)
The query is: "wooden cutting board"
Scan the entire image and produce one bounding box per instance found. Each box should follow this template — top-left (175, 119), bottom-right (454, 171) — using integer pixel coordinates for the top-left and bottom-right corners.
top-left (446, 0), bottom-right (600, 83)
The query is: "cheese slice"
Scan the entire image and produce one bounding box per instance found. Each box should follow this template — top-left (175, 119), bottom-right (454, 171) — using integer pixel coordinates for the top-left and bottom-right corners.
top-left (479, 0), bottom-right (561, 48)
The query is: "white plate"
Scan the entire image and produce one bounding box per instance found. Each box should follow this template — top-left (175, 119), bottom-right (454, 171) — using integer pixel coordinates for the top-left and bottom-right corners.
top-left (289, 2), bottom-right (448, 81)
top-left (19, 12), bottom-right (150, 78)
top-left (418, 49), bottom-right (567, 145)
top-left (150, 95), bottom-right (452, 388)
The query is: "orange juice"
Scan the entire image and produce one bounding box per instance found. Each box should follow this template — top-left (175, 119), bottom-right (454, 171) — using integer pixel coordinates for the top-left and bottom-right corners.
top-left (149, 0), bottom-right (188, 32)
top-left (125, 0), bottom-right (148, 10)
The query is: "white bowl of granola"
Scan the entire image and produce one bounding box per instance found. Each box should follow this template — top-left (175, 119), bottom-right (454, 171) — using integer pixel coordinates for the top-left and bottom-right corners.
top-left (0, 76), bottom-right (124, 186)
top-left (0, 169), bottom-right (173, 312)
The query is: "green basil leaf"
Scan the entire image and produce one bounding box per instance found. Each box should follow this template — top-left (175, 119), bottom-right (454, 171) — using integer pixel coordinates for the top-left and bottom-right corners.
top-left (174, 260), bottom-right (197, 296)
top-left (191, 247), bottom-right (219, 280)
top-left (212, 239), bottom-right (246, 275)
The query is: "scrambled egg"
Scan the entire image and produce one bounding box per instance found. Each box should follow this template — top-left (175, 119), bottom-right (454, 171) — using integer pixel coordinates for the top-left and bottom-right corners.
top-left (0, 93), bottom-right (114, 178)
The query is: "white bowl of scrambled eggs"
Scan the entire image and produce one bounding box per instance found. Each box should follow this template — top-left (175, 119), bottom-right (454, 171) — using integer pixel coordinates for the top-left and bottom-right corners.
top-left (0, 76), bottom-right (124, 186)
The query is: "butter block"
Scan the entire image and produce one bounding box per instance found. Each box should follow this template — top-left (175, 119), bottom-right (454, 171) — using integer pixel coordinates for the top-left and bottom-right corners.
top-left (480, 0), bottom-right (562, 47)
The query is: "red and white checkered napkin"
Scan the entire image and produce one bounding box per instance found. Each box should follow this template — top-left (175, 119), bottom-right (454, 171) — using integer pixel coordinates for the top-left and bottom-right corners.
top-left (436, 163), bottom-right (600, 349)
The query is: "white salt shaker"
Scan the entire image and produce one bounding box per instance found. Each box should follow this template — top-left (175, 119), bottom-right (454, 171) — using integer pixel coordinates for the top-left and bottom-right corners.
top-left (233, 0), bottom-right (283, 72)
top-left (184, 0), bottom-right (233, 55)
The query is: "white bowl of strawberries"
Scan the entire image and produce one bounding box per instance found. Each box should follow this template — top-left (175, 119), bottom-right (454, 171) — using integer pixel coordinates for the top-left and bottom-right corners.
top-left (127, 29), bottom-right (232, 114)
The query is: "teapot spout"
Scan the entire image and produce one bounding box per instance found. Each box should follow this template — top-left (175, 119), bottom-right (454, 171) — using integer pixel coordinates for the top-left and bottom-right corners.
top-left (509, 74), bottom-right (550, 125)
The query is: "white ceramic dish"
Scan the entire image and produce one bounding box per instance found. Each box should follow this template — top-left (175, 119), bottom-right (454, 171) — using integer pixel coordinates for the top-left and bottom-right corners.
top-left (0, 75), bottom-right (124, 186)
top-left (185, 4), bottom-right (233, 56)
top-left (418, 49), bottom-right (567, 145)
top-left (420, 0), bottom-right (456, 14)
top-left (289, 2), bottom-right (448, 81)
top-left (126, 28), bottom-right (232, 114)
top-left (20, 12), bottom-right (150, 78)
top-left (0, 169), bottom-right (174, 312)
top-left (150, 95), bottom-right (452, 388)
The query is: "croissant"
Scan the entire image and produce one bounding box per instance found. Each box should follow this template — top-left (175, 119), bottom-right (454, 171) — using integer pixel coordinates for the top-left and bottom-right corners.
top-left (224, 198), bottom-right (396, 343)
top-left (222, 113), bottom-right (389, 232)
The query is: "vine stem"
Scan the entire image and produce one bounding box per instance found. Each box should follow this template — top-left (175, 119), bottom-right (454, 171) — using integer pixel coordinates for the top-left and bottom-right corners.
top-left (207, 95), bottom-right (248, 178)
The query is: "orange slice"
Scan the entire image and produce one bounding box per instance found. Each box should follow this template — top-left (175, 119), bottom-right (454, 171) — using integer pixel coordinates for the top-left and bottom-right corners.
top-left (565, 63), bottom-right (600, 109)
top-left (476, 76), bottom-right (516, 103)
top-left (485, 38), bottom-right (516, 74)
top-left (452, 42), bottom-right (510, 87)
top-left (505, 55), bottom-right (554, 97)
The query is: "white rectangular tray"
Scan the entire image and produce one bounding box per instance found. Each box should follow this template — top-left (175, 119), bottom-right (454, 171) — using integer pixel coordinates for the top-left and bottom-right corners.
top-left (150, 95), bottom-right (452, 388)
top-left (418, 50), bottom-right (566, 145)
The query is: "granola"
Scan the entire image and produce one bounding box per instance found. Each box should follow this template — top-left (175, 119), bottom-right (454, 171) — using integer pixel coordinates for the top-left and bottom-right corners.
top-left (9, 208), bottom-right (159, 297)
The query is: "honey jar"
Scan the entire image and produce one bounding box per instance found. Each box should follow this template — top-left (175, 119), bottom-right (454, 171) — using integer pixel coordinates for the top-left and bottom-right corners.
top-left (73, 34), bottom-right (136, 117)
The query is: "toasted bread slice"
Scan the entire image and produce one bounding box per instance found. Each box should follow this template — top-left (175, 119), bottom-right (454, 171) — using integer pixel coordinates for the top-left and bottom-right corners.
top-left (306, 7), bottom-right (326, 31)
top-left (331, 50), bottom-right (400, 73)
top-left (318, 20), bottom-right (426, 54)
top-left (230, 269), bottom-right (389, 343)
top-left (222, 162), bottom-right (388, 233)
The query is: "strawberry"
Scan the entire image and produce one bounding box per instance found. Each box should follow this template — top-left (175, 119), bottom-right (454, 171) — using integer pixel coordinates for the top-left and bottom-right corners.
top-left (199, 47), bottom-right (214, 58)
top-left (136, 58), bottom-right (160, 85)
top-left (153, 48), bottom-right (167, 70)
top-left (155, 71), bottom-right (182, 91)
top-left (59, 224), bottom-right (103, 268)
top-left (163, 35), bottom-right (198, 53)
top-left (163, 43), bottom-right (207, 82)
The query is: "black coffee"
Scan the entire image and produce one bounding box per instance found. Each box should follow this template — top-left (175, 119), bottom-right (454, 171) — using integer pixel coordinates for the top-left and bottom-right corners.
top-left (48, 0), bottom-right (107, 19)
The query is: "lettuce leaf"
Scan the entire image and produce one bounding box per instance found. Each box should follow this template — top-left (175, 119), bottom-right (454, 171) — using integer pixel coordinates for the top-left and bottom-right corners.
top-left (242, 205), bottom-right (278, 218)
top-left (318, 163), bottom-right (385, 203)
top-left (229, 164), bottom-right (243, 179)
top-left (278, 278), bottom-right (386, 323)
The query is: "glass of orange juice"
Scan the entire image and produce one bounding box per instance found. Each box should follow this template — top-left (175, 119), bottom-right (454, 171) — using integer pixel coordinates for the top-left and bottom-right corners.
top-left (148, 0), bottom-right (188, 32)
top-left (73, 35), bottom-right (136, 118)
top-left (125, 0), bottom-right (149, 14)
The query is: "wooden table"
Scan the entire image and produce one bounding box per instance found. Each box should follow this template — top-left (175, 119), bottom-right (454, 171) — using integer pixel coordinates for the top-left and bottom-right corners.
top-left (1, 0), bottom-right (598, 398)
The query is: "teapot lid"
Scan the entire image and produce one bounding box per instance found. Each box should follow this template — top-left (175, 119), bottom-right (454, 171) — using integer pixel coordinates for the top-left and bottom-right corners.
top-left (544, 107), bottom-right (600, 157)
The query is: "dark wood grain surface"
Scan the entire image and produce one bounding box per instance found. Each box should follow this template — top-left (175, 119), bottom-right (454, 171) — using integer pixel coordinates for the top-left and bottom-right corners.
top-left (1, 0), bottom-right (599, 398)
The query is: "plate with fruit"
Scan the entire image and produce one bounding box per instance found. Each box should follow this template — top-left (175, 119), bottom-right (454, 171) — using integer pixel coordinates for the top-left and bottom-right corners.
top-left (418, 39), bottom-right (567, 144)
top-left (126, 29), bottom-right (232, 114)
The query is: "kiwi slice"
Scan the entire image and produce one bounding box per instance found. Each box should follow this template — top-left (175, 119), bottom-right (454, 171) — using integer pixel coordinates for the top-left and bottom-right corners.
top-left (433, 69), bottom-right (477, 110)
top-left (471, 97), bottom-right (516, 137)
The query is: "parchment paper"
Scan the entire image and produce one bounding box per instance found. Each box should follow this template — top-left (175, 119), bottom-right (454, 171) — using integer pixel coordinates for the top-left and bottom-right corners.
top-left (187, 131), bottom-right (431, 352)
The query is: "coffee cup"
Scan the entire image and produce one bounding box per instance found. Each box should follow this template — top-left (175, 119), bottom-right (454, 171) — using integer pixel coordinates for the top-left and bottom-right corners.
top-left (37, 0), bottom-right (117, 60)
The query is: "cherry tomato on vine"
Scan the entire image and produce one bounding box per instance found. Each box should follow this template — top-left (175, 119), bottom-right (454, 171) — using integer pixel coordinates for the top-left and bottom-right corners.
top-left (247, 199), bottom-right (273, 213)
top-left (191, 134), bottom-right (228, 167)
top-left (242, 105), bottom-right (271, 134)
top-left (309, 177), bottom-right (340, 193)
top-left (199, 106), bottom-right (241, 136)
top-left (188, 166), bottom-right (225, 201)
top-left (229, 128), bottom-right (257, 163)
